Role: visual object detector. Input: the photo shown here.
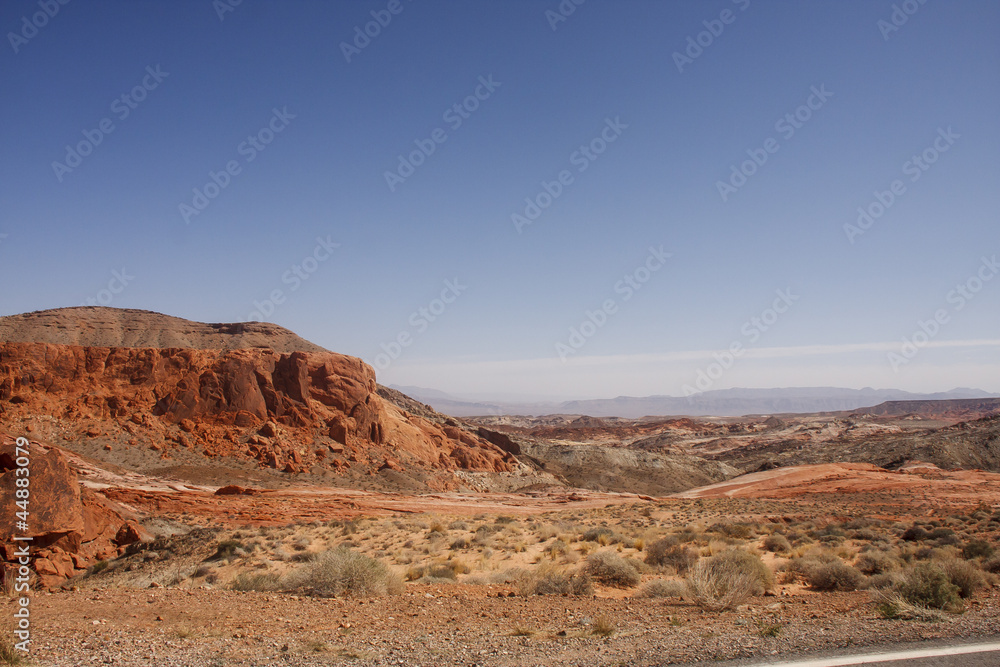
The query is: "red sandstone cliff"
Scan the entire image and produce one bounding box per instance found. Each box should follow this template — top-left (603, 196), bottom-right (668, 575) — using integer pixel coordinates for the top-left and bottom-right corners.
top-left (0, 308), bottom-right (515, 482)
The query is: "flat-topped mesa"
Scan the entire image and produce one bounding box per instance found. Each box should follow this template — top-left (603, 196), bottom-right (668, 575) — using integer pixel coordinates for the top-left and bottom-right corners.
top-left (0, 308), bottom-right (515, 479)
top-left (0, 306), bottom-right (329, 352)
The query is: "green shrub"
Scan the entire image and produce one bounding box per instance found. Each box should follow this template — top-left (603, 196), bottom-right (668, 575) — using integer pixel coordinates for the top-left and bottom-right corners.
top-left (586, 550), bottom-right (641, 588)
top-left (874, 591), bottom-right (946, 622)
top-left (807, 561), bottom-right (865, 591)
top-left (941, 559), bottom-right (986, 599)
top-left (962, 540), bottom-right (995, 560)
top-left (896, 562), bottom-right (962, 612)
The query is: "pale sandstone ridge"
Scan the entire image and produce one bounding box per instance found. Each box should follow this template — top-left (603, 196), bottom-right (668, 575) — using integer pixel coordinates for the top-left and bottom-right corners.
top-left (0, 308), bottom-right (515, 484)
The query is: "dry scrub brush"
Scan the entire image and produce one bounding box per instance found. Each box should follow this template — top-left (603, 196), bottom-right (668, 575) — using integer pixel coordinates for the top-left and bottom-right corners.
top-left (585, 550), bottom-right (641, 588)
top-left (516, 563), bottom-right (592, 596)
top-left (686, 549), bottom-right (772, 610)
top-left (231, 547), bottom-right (402, 597)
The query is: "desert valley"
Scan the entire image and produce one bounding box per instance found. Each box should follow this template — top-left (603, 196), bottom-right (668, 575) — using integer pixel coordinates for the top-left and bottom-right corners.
top-left (1, 307), bottom-right (999, 666)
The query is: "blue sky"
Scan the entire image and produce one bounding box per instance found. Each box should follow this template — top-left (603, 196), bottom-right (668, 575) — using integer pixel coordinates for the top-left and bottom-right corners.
top-left (1, 0), bottom-right (998, 399)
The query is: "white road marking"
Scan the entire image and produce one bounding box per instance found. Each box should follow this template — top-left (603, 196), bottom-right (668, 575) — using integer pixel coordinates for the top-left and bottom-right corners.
top-left (753, 642), bottom-right (1000, 666)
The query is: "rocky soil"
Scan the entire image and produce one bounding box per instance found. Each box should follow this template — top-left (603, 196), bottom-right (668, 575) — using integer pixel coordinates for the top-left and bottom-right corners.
top-left (10, 586), bottom-right (1000, 666)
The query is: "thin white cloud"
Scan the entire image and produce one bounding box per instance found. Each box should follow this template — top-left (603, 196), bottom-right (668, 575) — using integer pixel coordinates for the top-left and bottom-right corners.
top-left (377, 339), bottom-right (1000, 399)
top-left (388, 339), bottom-right (1000, 371)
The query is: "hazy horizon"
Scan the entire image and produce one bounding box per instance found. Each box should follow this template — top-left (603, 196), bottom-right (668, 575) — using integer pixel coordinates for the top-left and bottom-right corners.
top-left (2, 1), bottom-right (998, 397)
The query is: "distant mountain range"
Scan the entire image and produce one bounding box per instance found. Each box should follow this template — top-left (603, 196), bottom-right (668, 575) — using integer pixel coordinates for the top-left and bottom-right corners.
top-left (389, 385), bottom-right (1000, 418)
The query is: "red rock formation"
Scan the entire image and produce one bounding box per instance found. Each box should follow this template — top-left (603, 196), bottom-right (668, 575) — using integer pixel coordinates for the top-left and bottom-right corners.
top-left (0, 434), bottom-right (131, 587)
top-left (0, 342), bottom-right (514, 478)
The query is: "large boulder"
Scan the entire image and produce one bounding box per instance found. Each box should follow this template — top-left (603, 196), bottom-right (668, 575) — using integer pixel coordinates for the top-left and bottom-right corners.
top-left (0, 434), bottom-right (132, 587)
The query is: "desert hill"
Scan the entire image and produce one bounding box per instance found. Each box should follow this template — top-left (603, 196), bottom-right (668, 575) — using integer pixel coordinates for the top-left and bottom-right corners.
top-left (0, 307), bottom-right (330, 353)
top-left (399, 384), bottom-right (999, 418)
top-left (0, 307), bottom-right (517, 492)
top-left (848, 397), bottom-right (1000, 421)
top-left (686, 413), bottom-right (1000, 474)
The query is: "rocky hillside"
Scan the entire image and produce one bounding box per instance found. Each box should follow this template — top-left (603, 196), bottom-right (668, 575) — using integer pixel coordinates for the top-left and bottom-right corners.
top-left (705, 414), bottom-right (1000, 474)
top-left (517, 440), bottom-right (739, 496)
top-left (849, 398), bottom-right (1000, 421)
top-left (0, 308), bottom-right (515, 491)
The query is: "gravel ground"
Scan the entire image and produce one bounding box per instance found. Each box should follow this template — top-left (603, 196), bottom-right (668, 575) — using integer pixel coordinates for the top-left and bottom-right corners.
top-left (8, 585), bottom-right (1000, 666)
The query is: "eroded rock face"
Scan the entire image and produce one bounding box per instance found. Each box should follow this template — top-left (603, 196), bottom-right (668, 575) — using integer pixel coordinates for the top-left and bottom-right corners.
top-left (0, 436), bottom-right (83, 541)
top-left (0, 435), bottom-right (130, 587)
top-left (0, 342), bottom-right (514, 477)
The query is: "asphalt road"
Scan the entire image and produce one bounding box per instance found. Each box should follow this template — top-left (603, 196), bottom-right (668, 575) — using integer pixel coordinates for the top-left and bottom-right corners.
top-left (682, 638), bottom-right (1000, 666)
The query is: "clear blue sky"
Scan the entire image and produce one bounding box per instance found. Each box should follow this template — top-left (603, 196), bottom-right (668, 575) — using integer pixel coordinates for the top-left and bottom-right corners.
top-left (1, 0), bottom-right (998, 399)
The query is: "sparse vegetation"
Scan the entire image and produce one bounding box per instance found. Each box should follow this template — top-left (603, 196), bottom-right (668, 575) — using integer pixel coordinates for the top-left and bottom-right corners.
top-left (762, 533), bottom-right (791, 553)
top-left (806, 561), bottom-right (865, 591)
top-left (212, 539), bottom-right (245, 561)
top-left (640, 578), bottom-right (687, 598)
top-left (585, 550), bottom-right (640, 588)
top-left (893, 562), bottom-right (963, 612)
top-left (516, 564), bottom-right (592, 596)
top-left (686, 549), bottom-right (772, 610)
top-left (285, 547), bottom-right (402, 597)
top-left (591, 615), bottom-right (616, 637)
top-left (0, 636), bottom-right (26, 666)
top-left (644, 537), bottom-right (699, 574)
top-left (229, 572), bottom-right (282, 592)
